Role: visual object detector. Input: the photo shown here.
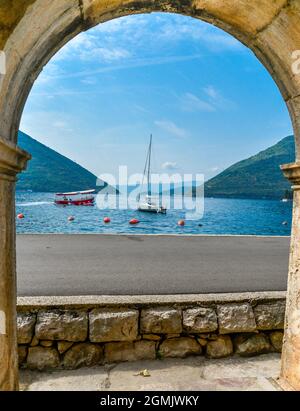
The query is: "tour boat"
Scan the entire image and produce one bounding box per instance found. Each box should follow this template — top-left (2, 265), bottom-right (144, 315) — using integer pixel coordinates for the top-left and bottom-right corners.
top-left (54, 189), bottom-right (96, 206)
top-left (137, 135), bottom-right (167, 214)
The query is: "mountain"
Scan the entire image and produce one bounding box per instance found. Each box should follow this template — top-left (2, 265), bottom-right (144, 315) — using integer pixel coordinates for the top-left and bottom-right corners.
top-left (17, 131), bottom-right (117, 193)
top-left (202, 135), bottom-right (295, 199)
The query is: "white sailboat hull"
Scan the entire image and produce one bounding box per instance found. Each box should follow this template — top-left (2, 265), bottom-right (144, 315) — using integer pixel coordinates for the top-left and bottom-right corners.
top-left (138, 202), bottom-right (167, 214)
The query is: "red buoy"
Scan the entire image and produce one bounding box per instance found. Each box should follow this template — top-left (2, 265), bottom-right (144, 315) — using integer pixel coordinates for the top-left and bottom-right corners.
top-left (17, 213), bottom-right (25, 219)
top-left (129, 218), bottom-right (139, 225)
top-left (178, 219), bottom-right (185, 226)
top-left (103, 217), bottom-right (111, 224)
top-left (68, 216), bottom-right (75, 222)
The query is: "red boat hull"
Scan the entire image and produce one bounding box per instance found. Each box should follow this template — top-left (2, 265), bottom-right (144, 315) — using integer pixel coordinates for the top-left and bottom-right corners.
top-left (55, 198), bottom-right (95, 206)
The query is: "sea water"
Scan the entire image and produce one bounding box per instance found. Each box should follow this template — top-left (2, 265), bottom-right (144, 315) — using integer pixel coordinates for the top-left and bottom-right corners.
top-left (15, 192), bottom-right (293, 236)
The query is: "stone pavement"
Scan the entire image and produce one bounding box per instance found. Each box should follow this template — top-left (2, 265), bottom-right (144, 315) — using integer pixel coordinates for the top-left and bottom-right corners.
top-left (20, 354), bottom-right (281, 391)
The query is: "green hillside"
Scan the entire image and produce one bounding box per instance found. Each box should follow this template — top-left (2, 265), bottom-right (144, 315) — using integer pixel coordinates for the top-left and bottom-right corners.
top-left (17, 131), bottom-right (115, 193)
top-left (203, 135), bottom-right (295, 199)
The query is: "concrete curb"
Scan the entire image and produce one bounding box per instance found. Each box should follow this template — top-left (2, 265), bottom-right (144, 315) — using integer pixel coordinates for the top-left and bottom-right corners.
top-left (17, 291), bottom-right (286, 309)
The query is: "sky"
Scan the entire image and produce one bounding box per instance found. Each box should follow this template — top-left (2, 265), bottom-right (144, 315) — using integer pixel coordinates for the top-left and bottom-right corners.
top-left (20, 13), bottom-right (293, 181)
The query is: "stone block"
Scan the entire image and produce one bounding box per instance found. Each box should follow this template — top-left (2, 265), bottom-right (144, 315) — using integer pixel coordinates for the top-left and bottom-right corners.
top-left (206, 335), bottom-right (233, 358)
top-left (63, 343), bottom-right (103, 369)
top-left (159, 337), bottom-right (202, 358)
top-left (253, 301), bottom-right (285, 330)
top-left (89, 308), bottom-right (139, 342)
top-left (18, 346), bottom-right (28, 366)
top-left (30, 335), bottom-right (39, 347)
top-left (17, 312), bottom-right (36, 344)
top-left (105, 340), bottom-right (156, 363)
top-left (142, 334), bottom-right (161, 341)
top-left (40, 341), bottom-right (53, 347)
top-left (35, 310), bottom-right (88, 342)
top-left (183, 307), bottom-right (218, 333)
top-left (217, 303), bottom-right (257, 334)
top-left (234, 333), bottom-right (272, 357)
top-left (57, 341), bottom-right (74, 354)
top-left (27, 347), bottom-right (60, 370)
top-left (140, 308), bottom-right (182, 334)
top-left (269, 331), bottom-right (284, 352)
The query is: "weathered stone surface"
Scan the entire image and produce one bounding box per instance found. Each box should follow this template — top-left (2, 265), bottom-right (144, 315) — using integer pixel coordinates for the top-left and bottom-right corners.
top-left (35, 310), bottom-right (88, 342)
top-left (140, 308), bottom-right (182, 334)
top-left (89, 308), bottom-right (138, 342)
top-left (40, 340), bottom-right (53, 347)
top-left (217, 303), bottom-right (257, 334)
top-left (105, 340), bottom-right (156, 363)
top-left (18, 346), bottom-right (27, 366)
top-left (270, 331), bottom-right (284, 353)
top-left (17, 312), bottom-right (36, 344)
top-left (206, 336), bottom-right (233, 359)
top-left (159, 337), bottom-right (202, 359)
top-left (30, 335), bottom-right (39, 347)
top-left (253, 301), bottom-right (285, 330)
top-left (199, 333), bottom-right (218, 340)
top-left (63, 343), bottom-right (103, 369)
top-left (166, 334), bottom-right (181, 339)
top-left (183, 307), bottom-right (218, 333)
top-left (27, 347), bottom-right (60, 370)
top-left (143, 334), bottom-right (161, 341)
top-left (197, 338), bottom-right (208, 347)
top-left (57, 341), bottom-right (74, 354)
top-left (234, 333), bottom-right (272, 357)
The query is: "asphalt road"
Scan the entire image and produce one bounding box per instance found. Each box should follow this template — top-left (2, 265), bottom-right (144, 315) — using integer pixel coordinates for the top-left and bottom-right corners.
top-left (16, 234), bottom-right (290, 296)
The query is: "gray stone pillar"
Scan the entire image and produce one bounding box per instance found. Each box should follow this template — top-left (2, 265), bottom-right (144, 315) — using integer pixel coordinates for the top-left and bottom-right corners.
top-left (280, 162), bottom-right (300, 390)
top-left (0, 137), bottom-right (30, 391)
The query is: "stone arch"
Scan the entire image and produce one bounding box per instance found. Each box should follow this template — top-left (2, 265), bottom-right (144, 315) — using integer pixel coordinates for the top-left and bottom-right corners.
top-left (1, 0), bottom-right (300, 390)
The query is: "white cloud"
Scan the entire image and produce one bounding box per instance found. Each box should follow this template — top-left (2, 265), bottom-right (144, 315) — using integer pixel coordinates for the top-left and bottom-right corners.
top-left (203, 85), bottom-right (236, 110)
top-left (203, 85), bottom-right (219, 99)
top-left (81, 77), bottom-right (98, 85)
top-left (161, 161), bottom-right (179, 170)
top-left (79, 47), bottom-right (131, 62)
top-left (51, 13), bottom-right (243, 67)
top-left (52, 31), bottom-right (131, 64)
top-left (155, 120), bottom-right (187, 138)
top-left (180, 92), bottom-right (215, 112)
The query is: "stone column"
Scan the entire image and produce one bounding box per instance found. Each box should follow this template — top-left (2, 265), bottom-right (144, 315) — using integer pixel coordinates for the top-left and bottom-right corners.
top-left (280, 162), bottom-right (300, 390)
top-left (0, 137), bottom-right (30, 391)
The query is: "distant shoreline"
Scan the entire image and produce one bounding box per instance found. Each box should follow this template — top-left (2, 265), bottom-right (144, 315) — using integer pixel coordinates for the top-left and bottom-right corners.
top-left (15, 190), bottom-right (293, 202)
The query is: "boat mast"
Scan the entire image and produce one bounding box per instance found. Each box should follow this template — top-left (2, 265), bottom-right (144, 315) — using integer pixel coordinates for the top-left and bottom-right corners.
top-left (147, 134), bottom-right (152, 196)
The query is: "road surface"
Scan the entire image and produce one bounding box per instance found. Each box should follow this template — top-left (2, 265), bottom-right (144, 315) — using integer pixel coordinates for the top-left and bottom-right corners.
top-left (16, 234), bottom-right (290, 296)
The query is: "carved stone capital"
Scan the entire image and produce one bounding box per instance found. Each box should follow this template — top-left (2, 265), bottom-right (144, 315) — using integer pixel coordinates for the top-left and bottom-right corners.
top-left (0, 136), bottom-right (31, 181)
top-left (281, 162), bottom-right (300, 190)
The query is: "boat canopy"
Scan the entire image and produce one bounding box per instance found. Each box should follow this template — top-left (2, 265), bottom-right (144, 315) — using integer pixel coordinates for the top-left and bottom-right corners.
top-left (55, 189), bottom-right (96, 196)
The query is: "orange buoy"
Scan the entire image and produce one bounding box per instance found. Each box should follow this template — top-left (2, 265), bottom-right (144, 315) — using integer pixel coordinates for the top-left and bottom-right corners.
top-left (17, 213), bottom-right (25, 219)
top-left (68, 216), bottom-right (75, 222)
top-left (178, 219), bottom-right (185, 226)
top-left (129, 218), bottom-right (139, 225)
top-left (104, 217), bottom-right (111, 224)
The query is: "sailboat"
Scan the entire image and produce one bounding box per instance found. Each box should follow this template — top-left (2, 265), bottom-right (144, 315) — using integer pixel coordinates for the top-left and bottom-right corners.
top-left (138, 135), bottom-right (167, 214)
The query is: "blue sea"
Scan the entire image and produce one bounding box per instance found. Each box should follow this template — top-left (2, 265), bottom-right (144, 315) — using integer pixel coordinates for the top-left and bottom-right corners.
top-left (15, 192), bottom-right (293, 236)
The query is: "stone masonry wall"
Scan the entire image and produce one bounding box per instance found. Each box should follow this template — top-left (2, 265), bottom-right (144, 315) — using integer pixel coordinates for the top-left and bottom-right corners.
top-left (17, 298), bottom-right (286, 370)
